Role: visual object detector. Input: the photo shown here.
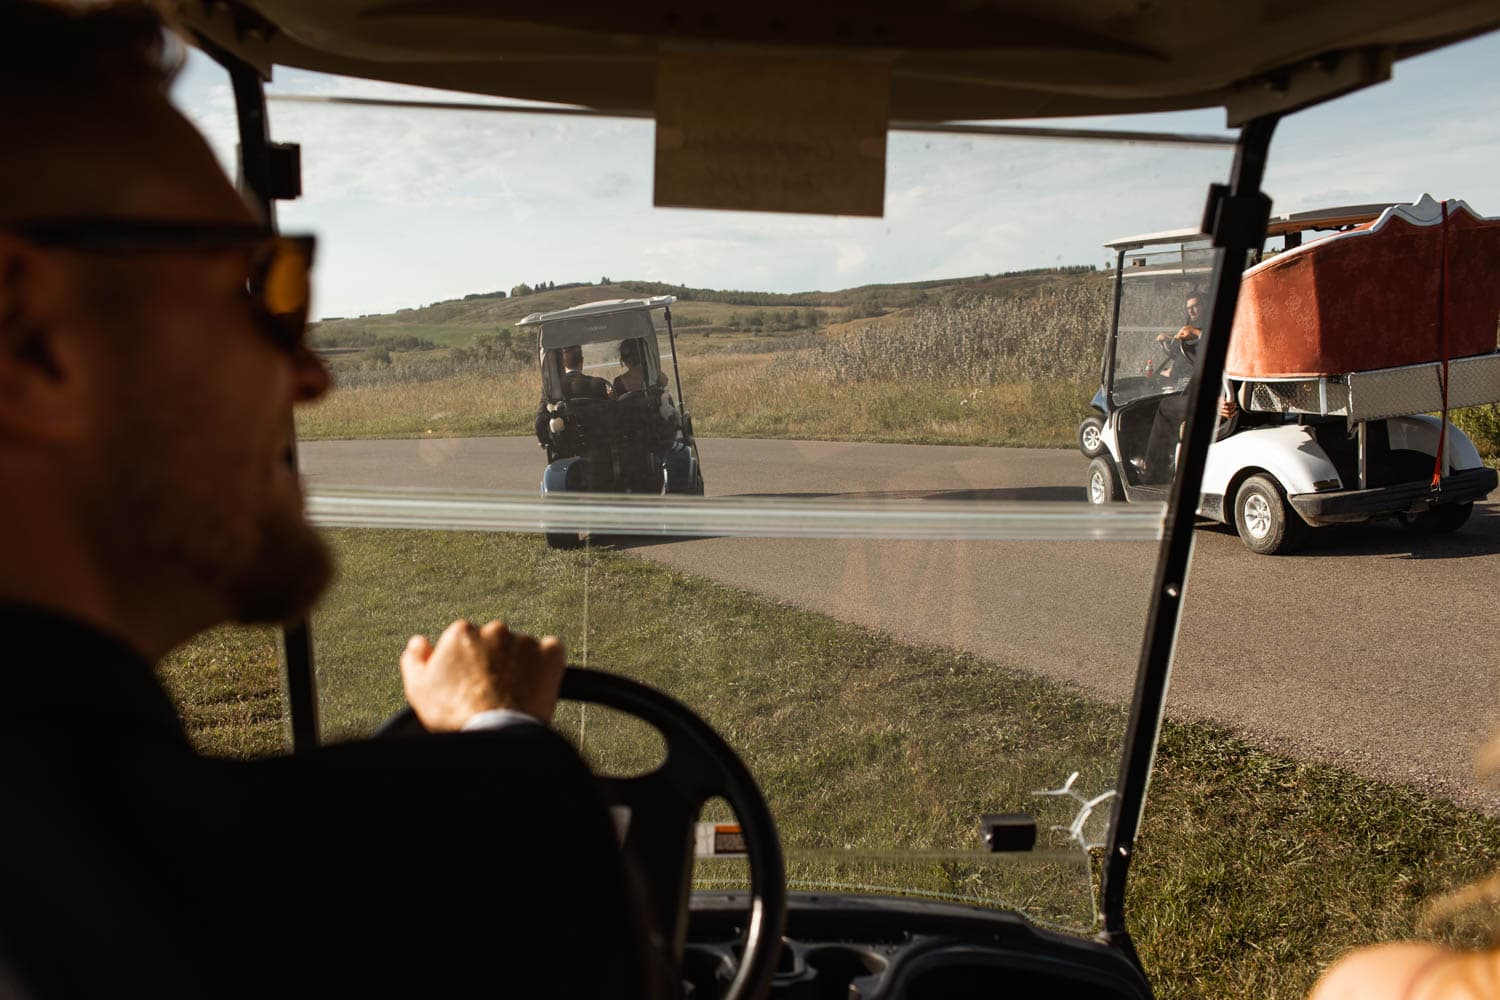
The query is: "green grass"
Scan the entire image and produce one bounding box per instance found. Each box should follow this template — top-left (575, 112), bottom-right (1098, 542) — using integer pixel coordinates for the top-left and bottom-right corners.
top-left (158, 528), bottom-right (1500, 1000)
top-left (158, 623), bottom-right (286, 758)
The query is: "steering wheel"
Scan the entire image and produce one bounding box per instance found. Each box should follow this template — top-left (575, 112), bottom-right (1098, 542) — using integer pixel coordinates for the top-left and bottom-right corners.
top-left (377, 667), bottom-right (787, 1000)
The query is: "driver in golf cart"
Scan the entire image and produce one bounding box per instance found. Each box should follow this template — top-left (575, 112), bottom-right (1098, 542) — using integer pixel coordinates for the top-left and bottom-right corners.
top-left (0, 4), bottom-right (651, 996)
top-left (1136, 289), bottom-right (1205, 479)
top-left (1136, 289), bottom-right (1273, 483)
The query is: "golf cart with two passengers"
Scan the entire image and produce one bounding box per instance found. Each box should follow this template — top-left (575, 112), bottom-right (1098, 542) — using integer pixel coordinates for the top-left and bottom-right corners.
top-left (1086, 198), bottom-right (1500, 554)
top-left (522, 296), bottom-right (705, 547)
top-left (171, 2), bottom-right (1500, 998)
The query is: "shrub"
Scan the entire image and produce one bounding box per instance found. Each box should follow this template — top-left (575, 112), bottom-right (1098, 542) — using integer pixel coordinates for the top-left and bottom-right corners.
top-left (1450, 403), bottom-right (1500, 458)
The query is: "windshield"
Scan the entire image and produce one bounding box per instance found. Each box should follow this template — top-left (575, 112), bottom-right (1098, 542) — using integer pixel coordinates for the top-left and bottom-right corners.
top-left (173, 62), bottom-right (1238, 934)
top-left (1110, 242), bottom-right (1217, 407)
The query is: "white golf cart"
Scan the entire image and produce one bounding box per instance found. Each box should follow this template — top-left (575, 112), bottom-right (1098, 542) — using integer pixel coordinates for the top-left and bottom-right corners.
top-left (1086, 199), bottom-right (1500, 554)
top-left (520, 296), bottom-right (705, 548)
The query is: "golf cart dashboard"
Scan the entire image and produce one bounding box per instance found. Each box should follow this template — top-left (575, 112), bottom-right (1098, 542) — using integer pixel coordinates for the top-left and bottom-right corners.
top-left (684, 894), bottom-right (1151, 1000)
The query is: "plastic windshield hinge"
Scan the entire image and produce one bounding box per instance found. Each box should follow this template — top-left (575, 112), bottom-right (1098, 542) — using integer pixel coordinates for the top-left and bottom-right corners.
top-left (979, 813), bottom-right (1037, 853)
top-left (1202, 183), bottom-right (1272, 250)
top-left (268, 143), bottom-right (302, 201)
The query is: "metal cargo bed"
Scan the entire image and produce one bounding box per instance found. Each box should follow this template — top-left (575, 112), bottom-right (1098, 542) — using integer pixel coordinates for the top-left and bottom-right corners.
top-left (1242, 351), bottom-right (1500, 423)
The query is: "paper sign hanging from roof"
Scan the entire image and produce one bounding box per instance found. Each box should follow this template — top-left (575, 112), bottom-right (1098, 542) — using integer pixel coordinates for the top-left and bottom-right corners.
top-left (653, 50), bottom-right (890, 217)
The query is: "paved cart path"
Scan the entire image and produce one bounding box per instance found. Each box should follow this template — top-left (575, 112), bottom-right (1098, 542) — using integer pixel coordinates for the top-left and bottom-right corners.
top-left (301, 436), bottom-right (1500, 814)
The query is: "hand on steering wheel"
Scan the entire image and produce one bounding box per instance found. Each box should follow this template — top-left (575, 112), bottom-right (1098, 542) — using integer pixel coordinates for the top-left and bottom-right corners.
top-left (377, 667), bottom-right (787, 1000)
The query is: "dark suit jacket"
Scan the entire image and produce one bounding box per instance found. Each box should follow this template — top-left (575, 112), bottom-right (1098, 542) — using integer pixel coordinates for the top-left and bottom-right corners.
top-left (562, 370), bottom-right (611, 401)
top-left (0, 604), bottom-right (643, 998)
top-left (537, 371), bottom-right (614, 445)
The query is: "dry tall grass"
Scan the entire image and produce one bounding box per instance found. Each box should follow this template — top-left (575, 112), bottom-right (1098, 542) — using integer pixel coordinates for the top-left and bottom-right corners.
top-left (297, 287), bottom-right (1500, 456)
top-left (790, 284), bottom-right (1110, 384)
top-left (296, 370), bottom-right (537, 440)
top-left (687, 354), bottom-right (1089, 447)
top-left (297, 287), bottom-right (1107, 445)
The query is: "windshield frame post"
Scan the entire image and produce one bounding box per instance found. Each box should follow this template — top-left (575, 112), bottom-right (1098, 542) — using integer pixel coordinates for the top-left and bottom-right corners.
top-left (200, 35), bottom-right (323, 755)
top-left (663, 305), bottom-right (686, 407)
top-left (1105, 247), bottom-right (1126, 406)
top-left (1099, 113), bottom-right (1279, 957)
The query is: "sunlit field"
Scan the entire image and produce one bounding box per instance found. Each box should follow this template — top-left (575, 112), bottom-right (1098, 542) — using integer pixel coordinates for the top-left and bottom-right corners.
top-left (297, 278), bottom-right (1500, 457)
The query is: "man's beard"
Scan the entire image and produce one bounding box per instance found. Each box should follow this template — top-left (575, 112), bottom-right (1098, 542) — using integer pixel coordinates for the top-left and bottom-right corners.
top-left (223, 504), bottom-right (334, 625)
top-left (98, 465), bottom-right (336, 629)
top-left (93, 413), bottom-right (335, 632)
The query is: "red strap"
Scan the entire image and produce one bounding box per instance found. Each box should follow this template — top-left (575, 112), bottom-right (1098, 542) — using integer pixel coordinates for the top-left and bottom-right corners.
top-left (1432, 200), bottom-right (1452, 490)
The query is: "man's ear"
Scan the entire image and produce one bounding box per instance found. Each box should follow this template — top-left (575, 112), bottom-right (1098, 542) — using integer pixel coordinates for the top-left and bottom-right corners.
top-left (0, 236), bottom-right (93, 444)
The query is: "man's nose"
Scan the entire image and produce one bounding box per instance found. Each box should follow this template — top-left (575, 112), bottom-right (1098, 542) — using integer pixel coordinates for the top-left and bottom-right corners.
top-left (292, 345), bottom-right (332, 403)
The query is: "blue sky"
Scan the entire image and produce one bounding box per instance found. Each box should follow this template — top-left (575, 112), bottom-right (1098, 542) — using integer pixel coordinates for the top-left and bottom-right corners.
top-left (171, 31), bottom-right (1500, 320)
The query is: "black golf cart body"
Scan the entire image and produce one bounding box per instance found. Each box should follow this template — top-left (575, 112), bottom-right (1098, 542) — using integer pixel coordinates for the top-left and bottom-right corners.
top-left (1086, 204), bottom-right (1500, 554)
top-left (171, 2), bottom-right (1500, 997)
top-left (522, 296), bottom-right (704, 545)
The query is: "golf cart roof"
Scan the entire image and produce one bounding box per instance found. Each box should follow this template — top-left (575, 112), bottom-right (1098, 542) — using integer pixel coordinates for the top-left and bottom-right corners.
top-left (1103, 203), bottom-right (1400, 251)
top-left (520, 297), bottom-right (677, 349)
top-left (174, 1), bottom-right (1500, 126)
top-left (517, 296), bottom-right (677, 328)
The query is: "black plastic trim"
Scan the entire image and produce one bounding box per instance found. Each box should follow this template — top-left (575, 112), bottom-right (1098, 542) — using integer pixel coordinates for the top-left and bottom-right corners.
top-left (1290, 467), bottom-right (1496, 523)
top-left (686, 892), bottom-right (1152, 1000)
top-left (202, 36), bottom-right (321, 755)
top-left (1104, 248), bottom-right (1126, 408)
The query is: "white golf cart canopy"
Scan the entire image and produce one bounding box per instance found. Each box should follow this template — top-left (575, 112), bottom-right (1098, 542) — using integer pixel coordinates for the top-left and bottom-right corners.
top-left (519, 296), bottom-right (677, 350)
top-left (1104, 203), bottom-right (1400, 252)
top-left (176, 1), bottom-right (1499, 126)
top-left (174, 2), bottom-right (1499, 216)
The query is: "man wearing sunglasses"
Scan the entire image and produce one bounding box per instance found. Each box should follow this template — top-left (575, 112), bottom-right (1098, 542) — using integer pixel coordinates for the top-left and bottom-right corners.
top-left (0, 3), bottom-right (647, 997)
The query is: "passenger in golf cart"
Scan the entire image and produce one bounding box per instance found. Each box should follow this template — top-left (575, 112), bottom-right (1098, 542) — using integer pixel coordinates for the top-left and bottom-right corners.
top-left (1086, 198), bottom-right (1500, 555)
top-left (525, 298), bottom-right (704, 504)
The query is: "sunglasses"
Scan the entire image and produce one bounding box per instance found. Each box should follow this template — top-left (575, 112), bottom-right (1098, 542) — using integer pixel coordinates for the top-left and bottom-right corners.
top-left (12, 219), bottom-right (316, 352)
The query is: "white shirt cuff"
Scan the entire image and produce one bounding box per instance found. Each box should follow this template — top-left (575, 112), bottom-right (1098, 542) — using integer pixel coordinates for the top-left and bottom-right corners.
top-left (462, 708), bottom-right (541, 732)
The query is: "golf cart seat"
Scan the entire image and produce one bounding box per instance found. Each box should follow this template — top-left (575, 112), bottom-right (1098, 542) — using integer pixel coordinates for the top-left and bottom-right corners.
top-left (549, 396), bottom-right (612, 457)
top-left (612, 387), bottom-right (679, 447)
top-left (552, 397), bottom-right (664, 493)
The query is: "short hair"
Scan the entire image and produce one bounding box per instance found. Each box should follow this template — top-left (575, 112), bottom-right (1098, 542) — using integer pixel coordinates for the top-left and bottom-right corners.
top-left (0, 2), bottom-right (184, 223)
top-left (561, 345), bottom-right (584, 368)
top-left (1186, 286), bottom-right (1206, 303)
top-left (0, 1), bottom-right (180, 97)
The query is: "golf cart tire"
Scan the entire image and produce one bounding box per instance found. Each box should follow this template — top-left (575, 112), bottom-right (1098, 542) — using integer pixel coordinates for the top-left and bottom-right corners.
top-left (1078, 415), bottom-right (1106, 459)
top-left (546, 531), bottom-right (584, 550)
top-left (1400, 500), bottom-right (1473, 533)
top-left (1234, 474), bottom-right (1307, 555)
top-left (1087, 456), bottom-right (1123, 505)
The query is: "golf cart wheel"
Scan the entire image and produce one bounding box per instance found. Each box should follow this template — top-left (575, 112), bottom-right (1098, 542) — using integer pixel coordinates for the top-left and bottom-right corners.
top-left (1233, 474), bottom-right (1306, 555)
top-left (1078, 415), bottom-right (1105, 459)
top-left (1086, 456), bottom-right (1122, 505)
top-left (545, 530), bottom-right (584, 550)
top-left (1399, 501), bottom-right (1473, 533)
